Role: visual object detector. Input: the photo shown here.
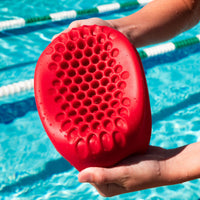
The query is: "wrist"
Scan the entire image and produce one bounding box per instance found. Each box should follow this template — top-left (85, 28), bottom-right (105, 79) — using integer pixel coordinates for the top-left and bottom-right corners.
top-left (143, 147), bottom-right (185, 187)
top-left (107, 18), bottom-right (140, 47)
top-left (161, 143), bottom-right (200, 185)
top-left (108, 13), bottom-right (155, 48)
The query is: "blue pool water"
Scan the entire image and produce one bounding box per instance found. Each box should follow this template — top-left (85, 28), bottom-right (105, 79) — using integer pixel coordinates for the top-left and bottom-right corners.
top-left (0, 0), bottom-right (200, 199)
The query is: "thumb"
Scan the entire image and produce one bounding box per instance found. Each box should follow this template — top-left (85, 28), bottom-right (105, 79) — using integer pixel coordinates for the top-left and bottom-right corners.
top-left (78, 166), bottom-right (129, 185)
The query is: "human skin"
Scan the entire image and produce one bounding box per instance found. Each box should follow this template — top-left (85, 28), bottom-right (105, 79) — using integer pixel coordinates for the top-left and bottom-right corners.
top-left (56, 0), bottom-right (200, 47)
top-left (78, 143), bottom-right (200, 197)
top-left (52, 0), bottom-right (200, 197)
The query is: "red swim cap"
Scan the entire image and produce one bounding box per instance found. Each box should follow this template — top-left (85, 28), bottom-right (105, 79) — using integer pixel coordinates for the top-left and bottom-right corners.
top-left (34, 25), bottom-right (152, 171)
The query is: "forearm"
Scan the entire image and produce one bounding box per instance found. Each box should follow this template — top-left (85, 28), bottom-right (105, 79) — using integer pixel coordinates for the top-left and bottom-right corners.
top-left (109, 0), bottom-right (200, 47)
top-left (161, 142), bottom-right (200, 185)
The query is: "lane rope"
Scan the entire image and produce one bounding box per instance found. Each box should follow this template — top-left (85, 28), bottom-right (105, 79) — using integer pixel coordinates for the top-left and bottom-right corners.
top-left (0, 79), bottom-right (34, 98)
top-left (0, 0), bottom-right (152, 32)
top-left (0, 34), bottom-right (199, 98)
top-left (138, 34), bottom-right (200, 59)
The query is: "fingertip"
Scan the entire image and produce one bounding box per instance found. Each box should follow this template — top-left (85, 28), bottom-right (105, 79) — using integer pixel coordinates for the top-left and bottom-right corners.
top-left (52, 34), bottom-right (59, 41)
top-left (68, 20), bottom-right (81, 30)
top-left (78, 168), bottom-right (94, 183)
top-left (51, 29), bottom-right (69, 41)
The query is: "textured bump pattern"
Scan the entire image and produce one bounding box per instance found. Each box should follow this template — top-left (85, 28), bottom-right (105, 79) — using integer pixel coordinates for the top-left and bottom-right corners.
top-left (47, 26), bottom-right (131, 153)
top-left (35, 25), bottom-right (152, 171)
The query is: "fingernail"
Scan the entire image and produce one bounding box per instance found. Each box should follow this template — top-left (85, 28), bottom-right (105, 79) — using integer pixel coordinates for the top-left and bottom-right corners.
top-left (79, 173), bottom-right (93, 183)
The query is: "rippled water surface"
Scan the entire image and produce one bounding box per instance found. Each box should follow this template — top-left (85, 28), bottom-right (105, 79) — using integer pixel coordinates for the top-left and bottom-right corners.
top-left (0, 0), bottom-right (200, 199)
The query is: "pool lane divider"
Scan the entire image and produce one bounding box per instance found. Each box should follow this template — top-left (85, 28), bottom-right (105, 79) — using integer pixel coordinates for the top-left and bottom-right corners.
top-left (138, 34), bottom-right (200, 59)
top-left (0, 79), bottom-right (34, 98)
top-left (0, 0), bottom-right (152, 32)
top-left (0, 34), bottom-right (199, 98)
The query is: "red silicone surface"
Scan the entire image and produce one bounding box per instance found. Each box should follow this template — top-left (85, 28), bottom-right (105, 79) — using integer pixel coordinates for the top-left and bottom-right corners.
top-left (34, 25), bottom-right (152, 171)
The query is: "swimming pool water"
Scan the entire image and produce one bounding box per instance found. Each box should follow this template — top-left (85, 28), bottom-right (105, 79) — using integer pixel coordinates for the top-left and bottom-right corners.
top-left (0, 0), bottom-right (200, 199)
